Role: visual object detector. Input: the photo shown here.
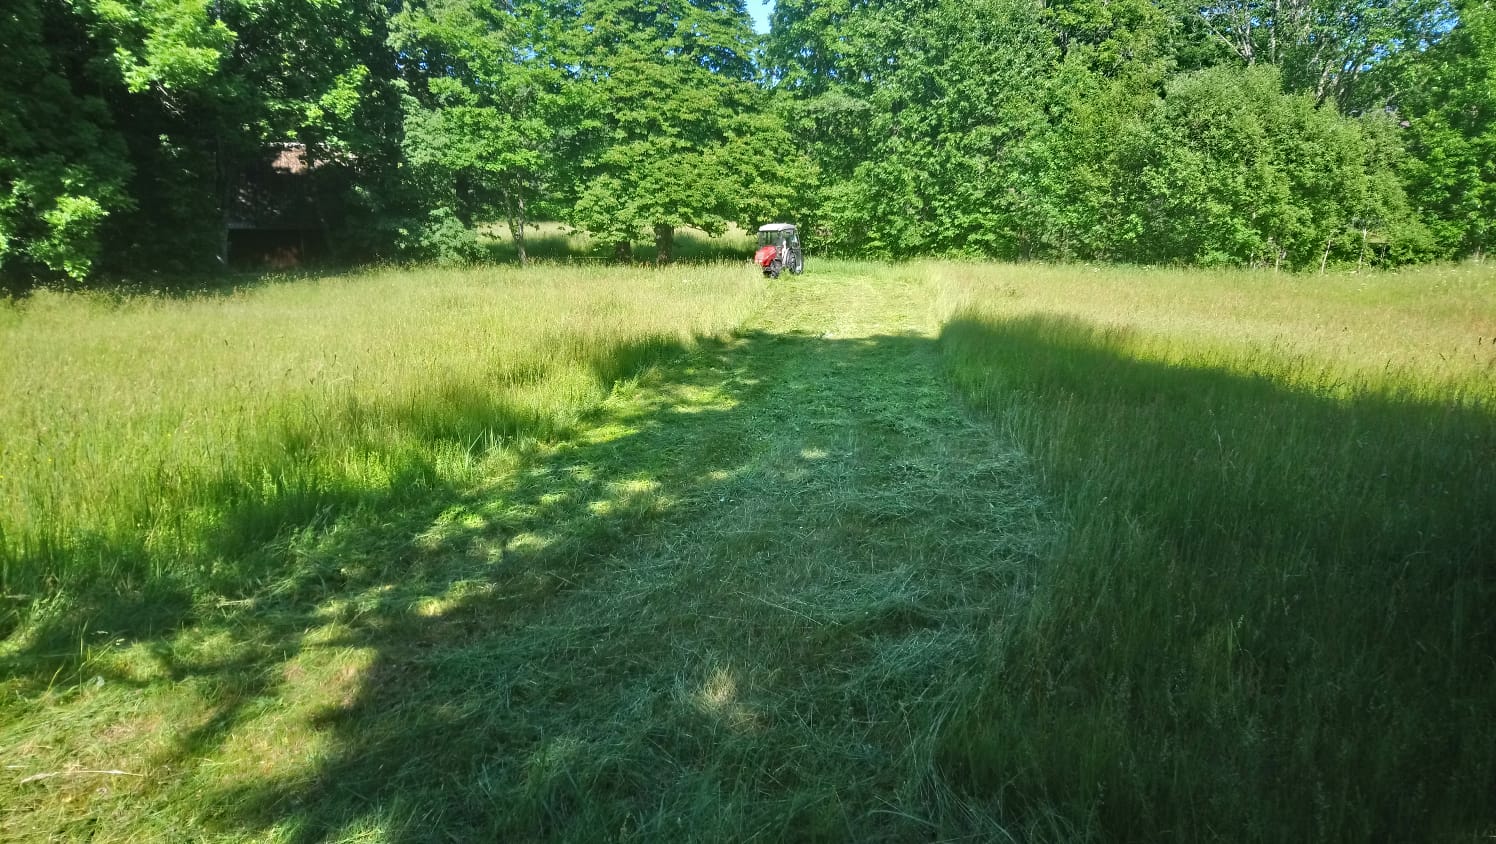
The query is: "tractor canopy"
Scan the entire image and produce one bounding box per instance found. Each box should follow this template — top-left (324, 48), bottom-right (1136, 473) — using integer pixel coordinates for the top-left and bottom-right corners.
top-left (756, 223), bottom-right (797, 247)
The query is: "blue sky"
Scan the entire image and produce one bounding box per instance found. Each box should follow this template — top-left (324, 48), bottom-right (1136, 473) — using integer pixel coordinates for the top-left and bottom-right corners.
top-left (748, 0), bottom-right (773, 33)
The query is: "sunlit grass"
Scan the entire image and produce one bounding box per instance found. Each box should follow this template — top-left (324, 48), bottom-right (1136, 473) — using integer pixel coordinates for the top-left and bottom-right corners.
top-left (0, 263), bottom-right (762, 634)
top-left (935, 260), bottom-right (1496, 839)
top-left (480, 221), bottom-right (757, 264)
top-left (932, 260), bottom-right (1496, 390)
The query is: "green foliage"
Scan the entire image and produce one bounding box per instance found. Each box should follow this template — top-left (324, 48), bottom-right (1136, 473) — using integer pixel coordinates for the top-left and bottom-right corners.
top-left (772, 0), bottom-right (1465, 267)
top-left (4, 0), bottom-right (407, 284)
top-left (1131, 65), bottom-right (1414, 267)
top-left (1003, 63), bottom-right (1155, 260)
top-left (1042, 0), bottom-right (1180, 76)
top-left (562, 0), bottom-right (807, 261)
top-left (780, 0), bottom-right (1054, 257)
top-left (1192, 0), bottom-right (1456, 108)
top-left (391, 0), bottom-right (575, 263)
top-left (406, 205), bottom-right (486, 265)
top-left (2, 0), bottom-right (1490, 281)
top-left (0, 0), bottom-right (132, 287)
top-left (161, 0), bottom-right (407, 265)
top-left (78, 0), bottom-right (235, 92)
top-left (1393, 0), bottom-right (1496, 258)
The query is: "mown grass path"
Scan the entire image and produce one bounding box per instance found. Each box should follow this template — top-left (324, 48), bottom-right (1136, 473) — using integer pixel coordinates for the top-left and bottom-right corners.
top-left (279, 268), bottom-right (1050, 841)
top-left (4, 268), bottom-right (1047, 842)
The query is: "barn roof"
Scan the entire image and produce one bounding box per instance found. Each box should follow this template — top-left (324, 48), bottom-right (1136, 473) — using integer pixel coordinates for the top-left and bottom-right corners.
top-left (269, 143), bottom-right (312, 174)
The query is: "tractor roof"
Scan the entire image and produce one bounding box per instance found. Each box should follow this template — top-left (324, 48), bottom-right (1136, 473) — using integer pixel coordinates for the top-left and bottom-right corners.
top-left (757, 223), bottom-right (796, 232)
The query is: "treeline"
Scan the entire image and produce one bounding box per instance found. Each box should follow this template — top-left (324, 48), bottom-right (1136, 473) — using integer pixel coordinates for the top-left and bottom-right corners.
top-left (773, 0), bottom-right (1494, 267)
top-left (1, 0), bottom-right (1492, 287)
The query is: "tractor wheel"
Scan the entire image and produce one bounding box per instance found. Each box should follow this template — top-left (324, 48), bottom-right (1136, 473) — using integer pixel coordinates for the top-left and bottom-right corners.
top-left (767, 259), bottom-right (783, 279)
top-left (789, 253), bottom-right (805, 274)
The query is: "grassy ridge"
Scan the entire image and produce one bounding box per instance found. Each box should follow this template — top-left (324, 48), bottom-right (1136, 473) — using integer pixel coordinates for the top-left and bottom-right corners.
top-left (935, 263), bottom-right (1496, 838)
top-left (0, 264), bottom-right (762, 637)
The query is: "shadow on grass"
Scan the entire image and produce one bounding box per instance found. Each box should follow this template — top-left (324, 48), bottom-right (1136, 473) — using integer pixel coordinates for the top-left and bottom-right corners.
top-left (0, 331), bottom-right (694, 653)
top-left (935, 314), bottom-right (1496, 840)
top-left (181, 330), bottom-right (935, 841)
top-left (10, 328), bottom-right (1013, 841)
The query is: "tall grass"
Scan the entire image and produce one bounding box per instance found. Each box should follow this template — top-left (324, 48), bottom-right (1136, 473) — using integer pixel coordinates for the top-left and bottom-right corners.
top-left (0, 263), bottom-right (761, 635)
top-left (935, 262), bottom-right (1496, 839)
top-left (5, 258), bottom-right (1493, 840)
top-left (480, 221), bottom-right (757, 264)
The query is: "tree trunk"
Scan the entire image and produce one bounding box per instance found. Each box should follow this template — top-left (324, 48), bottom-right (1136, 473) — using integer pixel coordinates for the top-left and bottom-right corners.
top-left (215, 134), bottom-right (233, 268)
top-left (613, 239), bottom-right (632, 262)
top-left (310, 154), bottom-right (339, 265)
top-left (507, 188), bottom-right (528, 267)
top-left (453, 172), bottom-right (475, 228)
top-left (1320, 237), bottom-right (1332, 274)
top-left (219, 207), bottom-right (231, 268)
top-left (654, 223), bottom-right (674, 265)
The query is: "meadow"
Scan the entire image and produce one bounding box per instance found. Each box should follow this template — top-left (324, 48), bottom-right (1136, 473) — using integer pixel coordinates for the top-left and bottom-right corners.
top-left (1, 258), bottom-right (1492, 841)
top-left (0, 265), bottom-right (762, 636)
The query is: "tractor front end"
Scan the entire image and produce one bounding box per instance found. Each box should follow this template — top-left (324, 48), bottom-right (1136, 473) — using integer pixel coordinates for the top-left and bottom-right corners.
top-left (753, 243), bottom-right (779, 268)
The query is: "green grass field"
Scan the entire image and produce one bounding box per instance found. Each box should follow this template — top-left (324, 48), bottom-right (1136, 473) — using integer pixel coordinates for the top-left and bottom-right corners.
top-left (2, 259), bottom-right (1493, 841)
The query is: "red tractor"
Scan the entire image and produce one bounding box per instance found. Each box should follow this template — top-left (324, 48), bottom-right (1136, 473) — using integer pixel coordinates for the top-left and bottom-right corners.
top-left (753, 223), bottom-right (805, 278)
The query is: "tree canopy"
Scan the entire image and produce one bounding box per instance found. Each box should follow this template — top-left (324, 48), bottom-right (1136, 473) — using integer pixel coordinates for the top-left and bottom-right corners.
top-left (2, 0), bottom-right (1492, 287)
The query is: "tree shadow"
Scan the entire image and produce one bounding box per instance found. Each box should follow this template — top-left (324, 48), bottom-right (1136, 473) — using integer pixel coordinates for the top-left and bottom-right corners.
top-left (182, 330), bottom-right (826, 840)
top-left (39, 326), bottom-right (1039, 842)
top-left (0, 331), bottom-right (695, 668)
top-left (934, 313), bottom-right (1496, 839)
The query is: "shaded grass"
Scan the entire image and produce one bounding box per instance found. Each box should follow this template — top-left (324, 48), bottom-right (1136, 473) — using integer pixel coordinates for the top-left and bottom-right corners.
top-left (935, 262), bottom-right (1496, 839)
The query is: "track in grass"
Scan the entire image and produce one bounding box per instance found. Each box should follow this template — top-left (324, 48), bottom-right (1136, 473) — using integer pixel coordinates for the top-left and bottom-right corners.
top-left (1, 268), bottom-right (1048, 842)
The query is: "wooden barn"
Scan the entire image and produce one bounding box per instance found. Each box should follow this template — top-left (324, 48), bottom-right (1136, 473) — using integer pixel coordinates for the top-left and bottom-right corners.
top-left (226, 143), bottom-right (330, 268)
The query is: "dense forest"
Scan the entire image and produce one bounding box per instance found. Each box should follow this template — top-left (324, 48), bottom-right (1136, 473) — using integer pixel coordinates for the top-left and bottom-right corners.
top-left (2, 0), bottom-right (1492, 287)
